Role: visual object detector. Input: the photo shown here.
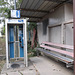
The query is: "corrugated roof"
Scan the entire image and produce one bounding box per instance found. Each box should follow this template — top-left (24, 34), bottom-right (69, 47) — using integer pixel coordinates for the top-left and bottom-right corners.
top-left (20, 0), bottom-right (73, 22)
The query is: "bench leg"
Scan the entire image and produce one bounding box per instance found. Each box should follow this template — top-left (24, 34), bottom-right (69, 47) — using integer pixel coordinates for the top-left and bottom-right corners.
top-left (66, 63), bottom-right (73, 68)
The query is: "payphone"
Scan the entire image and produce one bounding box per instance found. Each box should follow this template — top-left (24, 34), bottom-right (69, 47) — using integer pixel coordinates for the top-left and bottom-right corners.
top-left (5, 19), bottom-right (28, 68)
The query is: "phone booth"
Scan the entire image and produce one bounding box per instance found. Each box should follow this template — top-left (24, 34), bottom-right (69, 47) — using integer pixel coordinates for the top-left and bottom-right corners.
top-left (5, 19), bottom-right (28, 68)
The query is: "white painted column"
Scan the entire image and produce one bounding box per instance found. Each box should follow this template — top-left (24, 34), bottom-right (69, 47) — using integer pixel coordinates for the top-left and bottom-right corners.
top-left (23, 19), bottom-right (28, 67)
top-left (5, 19), bottom-right (9, 68)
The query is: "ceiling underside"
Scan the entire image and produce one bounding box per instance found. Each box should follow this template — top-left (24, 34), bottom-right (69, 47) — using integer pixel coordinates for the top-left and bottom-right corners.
top-left (20, 0), bottom-right (73, 22)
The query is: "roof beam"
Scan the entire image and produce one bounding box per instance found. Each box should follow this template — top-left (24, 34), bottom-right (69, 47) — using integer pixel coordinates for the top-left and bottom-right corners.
top-left (44, 0), bottom-right (72, 3)
top-left (27, 20), bottom-right (37, 22)
top-left (21, 15), bottom-right (42, 19)
top-left (20, 8), bottom-right (49, 13)
top-left (44, 0), bottom-right (64, 3)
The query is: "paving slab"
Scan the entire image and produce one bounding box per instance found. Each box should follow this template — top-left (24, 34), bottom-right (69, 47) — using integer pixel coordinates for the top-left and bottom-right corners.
top-left (1, 60), bottom-right (37, 75)
top-left (20, 70), bottom-right (36, 75)
top-left (1, 74), bottom-right (6, 75)
top-left (30, 56), bottom-right (73, 75)
top-left (7, 71), bottom-right (21, 75)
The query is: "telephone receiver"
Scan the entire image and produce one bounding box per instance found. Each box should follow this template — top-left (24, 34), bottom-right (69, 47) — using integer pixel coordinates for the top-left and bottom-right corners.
top-left (19, 36), bottom-right (23, 48)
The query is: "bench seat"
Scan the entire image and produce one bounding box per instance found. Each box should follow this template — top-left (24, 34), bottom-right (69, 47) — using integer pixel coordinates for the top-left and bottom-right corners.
top-left (40, 45), bottom-right (73, 58)
top-left (36, 48), bottom-right (73, 64)
top-left (36, 42), bottom-right (74, 67)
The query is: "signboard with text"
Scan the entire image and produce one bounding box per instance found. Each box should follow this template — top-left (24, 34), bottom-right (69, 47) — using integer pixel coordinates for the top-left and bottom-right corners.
top-left (11, 10), bottom-right (20, 18)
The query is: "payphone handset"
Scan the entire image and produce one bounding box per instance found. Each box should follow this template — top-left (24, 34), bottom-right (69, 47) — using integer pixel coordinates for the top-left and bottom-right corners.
top-left (19, 35), bottom-right (23, 48)
top-left (19, 28), bottom-right (23, 48)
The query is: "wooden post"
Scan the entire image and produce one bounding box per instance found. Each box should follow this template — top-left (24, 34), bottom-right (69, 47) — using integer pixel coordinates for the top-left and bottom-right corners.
top-left (73, 0), bottom-right (75, 74)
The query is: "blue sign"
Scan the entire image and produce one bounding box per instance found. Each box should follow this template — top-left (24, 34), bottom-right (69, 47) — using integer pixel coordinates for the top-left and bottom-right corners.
top-left (18, 20), bottom-right (24, 22)
top-left (11, 10), bottom-right (20, 18)
top-left (16, 10), bottom-right (20, 18)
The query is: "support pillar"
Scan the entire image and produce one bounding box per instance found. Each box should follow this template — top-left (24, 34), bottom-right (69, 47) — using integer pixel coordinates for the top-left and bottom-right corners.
top-left (73, 0), bottom-right (75, 74)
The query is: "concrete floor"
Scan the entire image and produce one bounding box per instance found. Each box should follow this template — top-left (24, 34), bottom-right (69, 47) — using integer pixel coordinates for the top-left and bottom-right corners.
top-left (1, 56), bottom-right (73, 75)
top-left (1, 61), bottom-right (38, 75)
top-left (30, 56), bottom-right (73, 75)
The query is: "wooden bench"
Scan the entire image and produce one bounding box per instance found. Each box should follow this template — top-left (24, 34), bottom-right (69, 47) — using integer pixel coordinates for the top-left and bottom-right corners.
top-left (36, 42), bottom-right (74, 68)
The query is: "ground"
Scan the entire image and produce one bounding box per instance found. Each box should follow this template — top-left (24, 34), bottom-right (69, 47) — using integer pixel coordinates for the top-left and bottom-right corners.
top-left (1, 56), bottom-right (73, 75)
top-left (0, 38), bottom-right (5, 73)
top-left (0, 60), bottom-right (5, 72)
top-left (30, 56), bottom-right (73, 75)
top-left (1, 60), bottom-right (39, 75)
top-left (0, 38), bottom-right (74, 75)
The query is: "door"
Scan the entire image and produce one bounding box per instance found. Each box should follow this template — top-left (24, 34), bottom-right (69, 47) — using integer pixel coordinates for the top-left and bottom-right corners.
top-left (9, 25), bottom-right (24, 58)
top-left (9, 26), bottom-right (14, 58)
top-left (19, 26), bottom-right (24, 57)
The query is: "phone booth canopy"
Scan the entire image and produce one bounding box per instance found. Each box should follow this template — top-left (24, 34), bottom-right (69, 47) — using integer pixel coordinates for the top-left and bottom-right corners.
top-left (5, 19), bottom-right (28, 68)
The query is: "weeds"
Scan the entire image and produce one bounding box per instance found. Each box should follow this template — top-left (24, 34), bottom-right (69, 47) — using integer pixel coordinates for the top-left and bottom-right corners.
top-left (28, 44), bottom-right (37, 58)
top-left (0, 38), bottom-right (5, 73)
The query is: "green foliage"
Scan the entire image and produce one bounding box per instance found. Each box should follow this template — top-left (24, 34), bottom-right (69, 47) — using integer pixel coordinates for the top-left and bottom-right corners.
top-left (16, 0), bottom-right (22, 9)
top-left (2, 7), bottom-right (11, 18)
top-left (27, 22), bottom-right (37, 57)
top-left (1, 25), bottom-right (5, 35)
top-left (0, 0), bottom-right (8, 5)
top-left (0, 0), bottom-right (11, 18)
top-left (0, 0), bottom-right (22, 35)
top-left (0, 0), bottom-right (22, 18)
top-left (28, 22), bottom-right (37, 31)
top-left (28, 44), bottom-right (37, 58)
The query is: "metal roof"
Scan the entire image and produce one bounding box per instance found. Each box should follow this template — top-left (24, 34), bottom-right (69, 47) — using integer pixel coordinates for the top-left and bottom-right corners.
top-left (20, 0), bottom-right (73, 22)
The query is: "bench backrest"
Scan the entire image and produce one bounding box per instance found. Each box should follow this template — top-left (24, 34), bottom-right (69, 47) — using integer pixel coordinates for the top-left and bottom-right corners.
top-left (40, 42), bottom-right (74, 58)
top-left (42, 42), bottom-right (73, 50)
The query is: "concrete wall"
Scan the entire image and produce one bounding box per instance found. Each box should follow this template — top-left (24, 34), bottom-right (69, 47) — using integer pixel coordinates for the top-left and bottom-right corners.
top-left (48, 5), bottom-right (65, 44)
top-left (37, 3), bottom-right (73, 46)
top-left (64, 4), bottom-right (73, 45)
top-left (49, 26), bottom-right (61, 44)
top-left (64, 4), bottom-right (73, 21)
top-left (65, 23), bottom-right (73, 45)
top-left (37, 22), bottom-right (48, 44)
top-left (49, 5), bottom-right (65, 25)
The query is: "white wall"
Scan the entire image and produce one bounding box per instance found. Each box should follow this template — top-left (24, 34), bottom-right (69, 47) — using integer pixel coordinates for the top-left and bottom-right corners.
top-left (48, 5), bottom-right (65, 44)
top-left (65, 23), bottom-right (73, 45)
top-left (37, 3), bottom-right (73, 46)
top-left (64, 4), bottom-right (73, 46)
top-left (37, 22), bottom-right (48, 44)
top-left (48, 3), bottom-right (73, 45)
top-left (49, 26), bottom-right (61, 44)
top-left (64, 3), bottom-right (73, 21)
top-left (37, 5), bottom-right (65, 44)
top-left (49, 5), bottom-right (65, 25)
